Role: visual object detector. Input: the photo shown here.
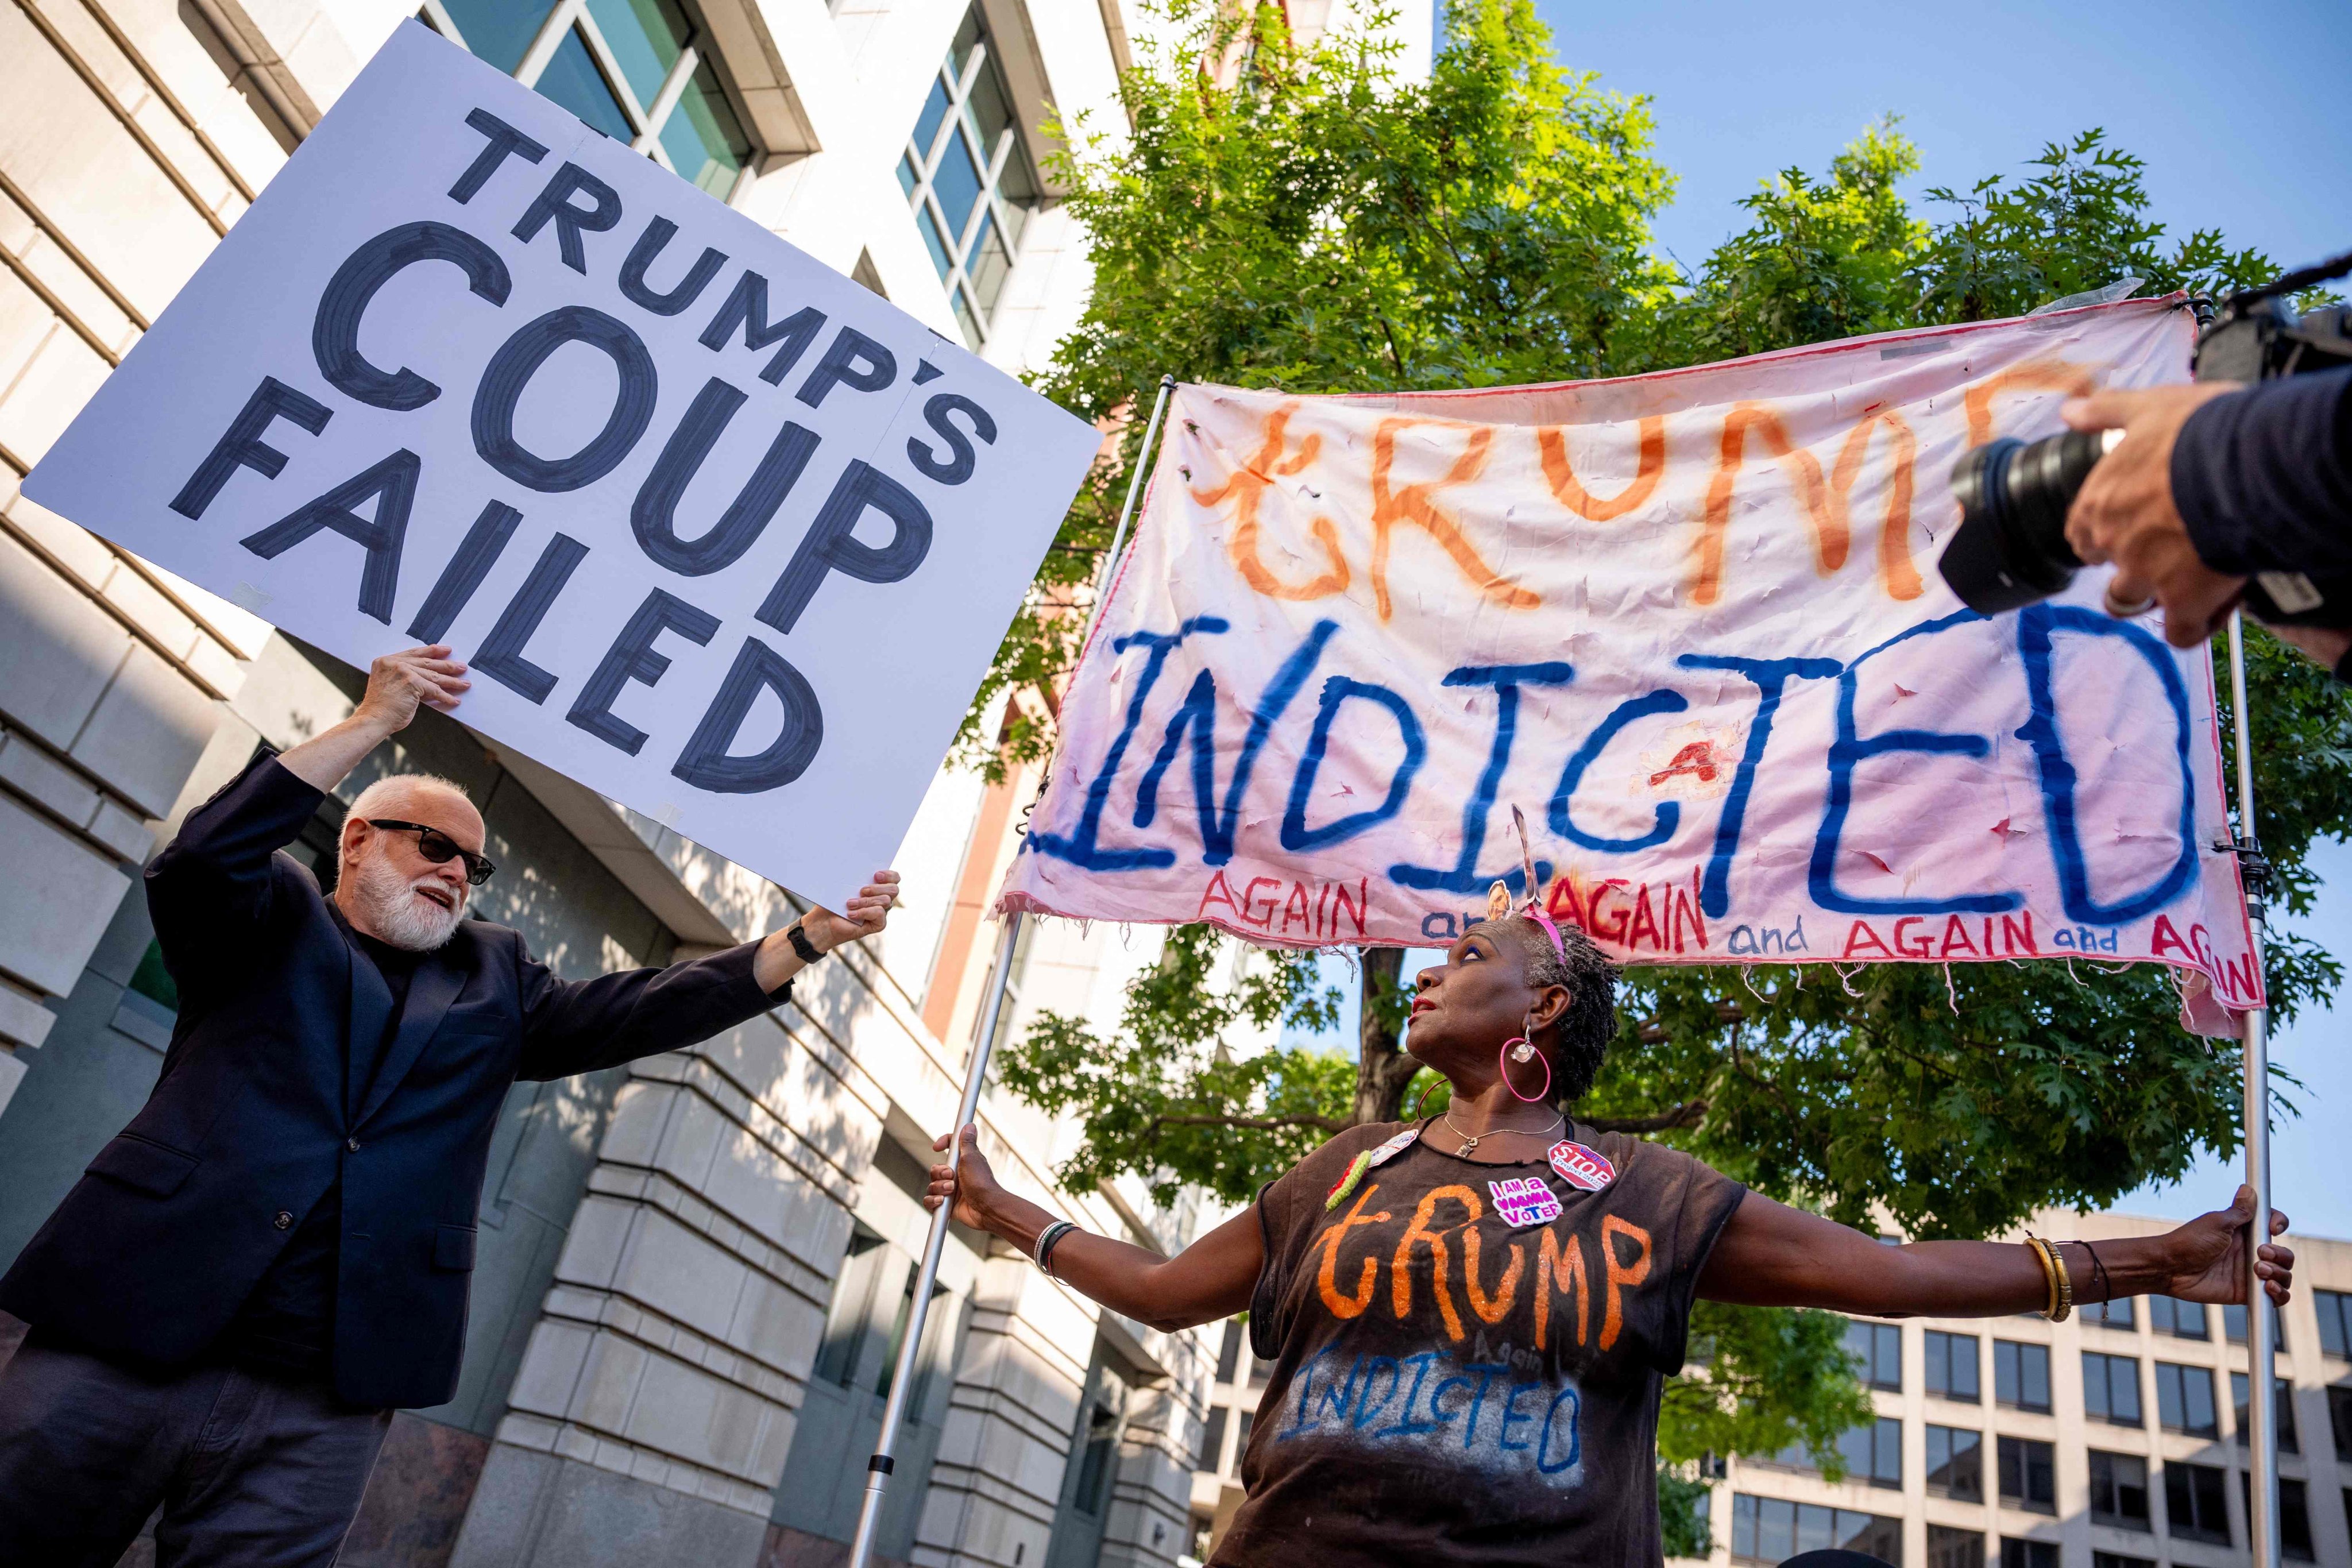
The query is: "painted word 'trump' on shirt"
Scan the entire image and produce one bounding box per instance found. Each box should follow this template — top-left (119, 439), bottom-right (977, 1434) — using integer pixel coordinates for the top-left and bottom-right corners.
top-left (1214, 1122), bottom-right (1745, 1567)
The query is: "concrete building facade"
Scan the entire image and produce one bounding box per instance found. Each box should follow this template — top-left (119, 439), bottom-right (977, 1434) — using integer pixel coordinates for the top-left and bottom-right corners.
top-left (0, 0), bottom-right (1420, 1563)
top-left (1698, 1212), bottom-right (2352, 1568)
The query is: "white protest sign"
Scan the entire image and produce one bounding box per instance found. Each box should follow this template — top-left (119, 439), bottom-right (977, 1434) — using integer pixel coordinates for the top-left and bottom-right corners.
top-left (998, 302), bottom-right (2262, 1032)
top-left (24, 21), bottom-right (1099, 906)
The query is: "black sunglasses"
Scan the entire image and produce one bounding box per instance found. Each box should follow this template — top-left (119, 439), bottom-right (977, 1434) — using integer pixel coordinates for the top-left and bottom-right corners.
top-left (365, 820), bottom-right (497, 886)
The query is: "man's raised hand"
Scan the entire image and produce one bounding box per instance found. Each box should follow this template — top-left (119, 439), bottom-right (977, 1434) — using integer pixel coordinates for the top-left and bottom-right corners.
top-left (354, 646), bottom-right (472, 734)
top-left (802, 870), bottom-right (901, 952)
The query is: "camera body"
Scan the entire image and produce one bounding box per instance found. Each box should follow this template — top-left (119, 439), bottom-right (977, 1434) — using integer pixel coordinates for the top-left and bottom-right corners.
top-left (1938, 279), bottom-right (2352, 627)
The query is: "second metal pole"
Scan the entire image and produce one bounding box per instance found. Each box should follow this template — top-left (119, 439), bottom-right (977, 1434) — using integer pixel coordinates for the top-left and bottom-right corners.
top-left (2226, 611), bottom-right (2278, 1568)
top-left (843, 374), bottom-right (1177, 1568)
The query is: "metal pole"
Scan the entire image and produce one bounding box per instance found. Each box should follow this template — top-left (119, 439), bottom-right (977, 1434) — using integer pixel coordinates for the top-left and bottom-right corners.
top-left (2226, 611), bottom-right (2278, 1568)
top-left (844, 373), bottom-right (1178, 1568)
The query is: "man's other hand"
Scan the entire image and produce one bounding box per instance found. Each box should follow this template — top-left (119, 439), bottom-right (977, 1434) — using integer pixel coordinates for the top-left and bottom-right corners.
top-left (803, 870), bottom-right (902, 952)
top-left (354, 646), bottom-right (471, 735)
top-left (2063, 384), bottom-right (2245, 648)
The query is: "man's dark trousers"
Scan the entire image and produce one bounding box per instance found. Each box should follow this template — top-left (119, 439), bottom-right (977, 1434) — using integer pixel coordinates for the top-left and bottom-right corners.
top-left (0, 751), bottom-right (791, 1561)
top-left (0, 1330), bottom-right (391, 1567)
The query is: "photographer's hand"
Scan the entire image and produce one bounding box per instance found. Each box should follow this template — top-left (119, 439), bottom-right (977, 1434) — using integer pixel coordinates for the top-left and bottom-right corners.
top-left (2062, 385), bottom-right (2245, 648)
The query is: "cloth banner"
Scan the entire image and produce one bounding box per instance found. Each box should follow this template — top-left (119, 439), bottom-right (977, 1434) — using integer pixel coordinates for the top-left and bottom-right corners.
top-left (23, 22), bottom-right (1099, 907)
top-left (998, 299), bottom-right (2261, 1030)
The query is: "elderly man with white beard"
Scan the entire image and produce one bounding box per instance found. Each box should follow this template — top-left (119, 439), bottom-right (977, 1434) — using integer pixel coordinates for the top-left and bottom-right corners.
top-left (0, 644), bottom-right (901, 1567)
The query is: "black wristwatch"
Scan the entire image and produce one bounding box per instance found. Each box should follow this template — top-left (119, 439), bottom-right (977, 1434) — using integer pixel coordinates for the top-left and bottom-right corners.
top-left (786, 920), bottom-right (825, 965)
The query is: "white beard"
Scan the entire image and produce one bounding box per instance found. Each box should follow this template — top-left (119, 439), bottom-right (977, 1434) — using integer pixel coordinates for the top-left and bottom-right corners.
top-left (347, 853), bottom-right (467, 951)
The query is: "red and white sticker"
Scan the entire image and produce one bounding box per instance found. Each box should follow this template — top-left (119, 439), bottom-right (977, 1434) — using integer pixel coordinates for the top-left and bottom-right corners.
top-left (1547, 1140), bottom-right (1616, 1192)
top-left (1366, 1127), bottom-right (1420, 1167)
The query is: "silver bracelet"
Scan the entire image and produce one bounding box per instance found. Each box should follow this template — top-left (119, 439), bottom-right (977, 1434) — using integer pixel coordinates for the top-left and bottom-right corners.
top-left (1033, 1220), bottom-right (1076, 1275)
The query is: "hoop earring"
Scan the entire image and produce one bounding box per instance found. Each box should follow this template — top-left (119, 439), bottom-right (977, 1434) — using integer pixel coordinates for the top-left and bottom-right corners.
top-left (1407, 1073), bottom-right (1447, 1121)
top-left (1499, 1037), bottom-right (1551, 1102)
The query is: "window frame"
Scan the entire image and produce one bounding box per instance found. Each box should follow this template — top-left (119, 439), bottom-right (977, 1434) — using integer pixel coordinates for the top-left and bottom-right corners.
top-left (896, 8), bottom-right (1042, 348)
top-left (1998, 1435), bottom-right (2058, 1515)
top-left (2154, 1361), bottom-right (2219, 1437)
top-left (2165, 1459), bottom-right (2231, 1546)
top-left (422, 0), bottom-right (759, 202)
top-left (1995, 1339), bottom-right (2052, 1412)
top-left (2084, 1450), bottom-right (2151, 1533)
top-left (1927, 1330), bottom-right (1982, 1403)
top-left (1926, 1424), bottom-right (1984, 1501)
top-left (2081, 1350), bottom-right (2144, 1428)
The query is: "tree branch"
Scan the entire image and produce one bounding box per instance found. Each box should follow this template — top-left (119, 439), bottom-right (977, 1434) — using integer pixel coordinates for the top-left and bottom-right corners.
top-left (1148, 1111), bottom-right (1353, 1136)
top-left (1583, 1099), bottom-right (1710, 1134)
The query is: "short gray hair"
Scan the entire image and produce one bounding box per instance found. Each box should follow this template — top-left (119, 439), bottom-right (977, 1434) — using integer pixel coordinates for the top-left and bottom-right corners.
top-left (1470, 916), bottom-right (1621, 1106)
top-left (346, 773), bottom-right (474, 825)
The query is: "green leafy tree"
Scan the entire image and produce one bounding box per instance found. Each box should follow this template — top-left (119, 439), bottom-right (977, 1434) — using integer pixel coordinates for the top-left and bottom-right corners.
top-left (986, 0), bottom-right (2351, 1486)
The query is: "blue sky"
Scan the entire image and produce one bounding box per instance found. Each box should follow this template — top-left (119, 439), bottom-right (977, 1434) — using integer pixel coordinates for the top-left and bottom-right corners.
top-left (1525, 0), bottom-right (2352, 285)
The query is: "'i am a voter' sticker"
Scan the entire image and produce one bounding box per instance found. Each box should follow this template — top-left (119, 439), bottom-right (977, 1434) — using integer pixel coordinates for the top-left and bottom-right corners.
top-left (1489, 1176), bottom-right (1562, 1229)
top-left (1547, 1140), bottom-right (1616, 1192)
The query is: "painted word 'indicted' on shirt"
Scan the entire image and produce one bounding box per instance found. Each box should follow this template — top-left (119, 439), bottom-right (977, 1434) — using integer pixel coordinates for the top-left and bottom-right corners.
top-left (1215, 1122), bottom-right (1746, 1567)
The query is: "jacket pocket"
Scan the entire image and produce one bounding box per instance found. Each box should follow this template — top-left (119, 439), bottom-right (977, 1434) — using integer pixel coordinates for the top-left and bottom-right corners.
top-left (433, 1223), bottom-right (478, 1272)
top-left (84, 1132), bottom-right (200, 1197)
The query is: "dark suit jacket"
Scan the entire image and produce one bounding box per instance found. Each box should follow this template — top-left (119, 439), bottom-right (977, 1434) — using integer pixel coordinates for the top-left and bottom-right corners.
top-left (0, 752), bottom-right (786, 1408)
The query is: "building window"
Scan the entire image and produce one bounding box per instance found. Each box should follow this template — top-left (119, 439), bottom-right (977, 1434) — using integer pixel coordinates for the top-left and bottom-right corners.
top-left (2082, 1352), bottom-right (2142, 1427)
top-left (2149, 1296), bottom-right (2208, 1341)
top-left (1836, 1418), bottom-right (1903, 1489)
top-left (2085, 1451), bottom-right (2150, 1532)
top-left (2081, 1295), bottom-right (2135, 1330)
top-left (425, 0), bottom-right (754, 196)
top-left (1995, 1341), bottom-right (2050, 1412)
top-left (2240, 1473), bottom-right (2316, 1561)
top-left (1927, 1426), bottom-right (1984, 1501)
top-left (2154, 1362), bottom-right (2218, 1436)
top-left (2328, 1385), bottom-right (2351, 1459)
top-left (1848, 1320), bottom-right (1902, 1391)
top-left (1731, 1495), bottom-right (1903, 1567)
top-left (898, 6), bottom-right (1041, 347)
top-left (2164, 1461), bottom-right (2230, 1544)
top-left (2000, 1541), bottom-right (2059, 1568)
top-left (1215, 1319), bottom-right (1242, 1383)
top-left (1928, 1525), bottom-right (1984, 1568)
top-left (2224, 1301), bottom-right (2286, 1349)
top-left (1235, 1408), bottom-right (1252, 1453)
top-left (1998, 1436), bottom-right (2056, 1513)
top-left (1926, 1331), bottom-right (1981, 1401)
top-left (2090, 1555), bottom-right (2152, 1568)
top-left (2233, 1372), bottom-right (2300, 1454)
top-left (2317, 1289), bottom-right (2350, 1359)
top-left (1195, 1405), bottom-right (1227, 1472)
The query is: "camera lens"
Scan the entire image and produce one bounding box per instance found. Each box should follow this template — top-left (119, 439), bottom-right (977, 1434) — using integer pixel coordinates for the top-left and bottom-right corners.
top-left (1937, 430), bottom-right (2110, 615)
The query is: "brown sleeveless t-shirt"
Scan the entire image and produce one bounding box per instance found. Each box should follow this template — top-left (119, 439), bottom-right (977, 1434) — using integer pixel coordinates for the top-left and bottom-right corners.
top-left (1212, 1119), bottom-right (1745, 1566)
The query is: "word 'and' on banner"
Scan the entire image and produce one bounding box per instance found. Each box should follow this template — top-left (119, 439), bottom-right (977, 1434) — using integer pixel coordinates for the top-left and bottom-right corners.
top-left (996, 300), bottom-right (2261, 1034)
top-left (22, 21), bottom-right (1100, 907)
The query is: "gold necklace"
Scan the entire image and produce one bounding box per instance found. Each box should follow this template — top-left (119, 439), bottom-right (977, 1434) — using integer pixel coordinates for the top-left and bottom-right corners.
top-left (1441, 1108), bottom-right (1564, 1160)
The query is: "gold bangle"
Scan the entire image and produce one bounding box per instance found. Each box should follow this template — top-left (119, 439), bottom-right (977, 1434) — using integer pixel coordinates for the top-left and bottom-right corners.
top-left (2025, 1235), bottom-right (2073, 1322)
top-left (2024, 1237), bottom-right (2057, 1318)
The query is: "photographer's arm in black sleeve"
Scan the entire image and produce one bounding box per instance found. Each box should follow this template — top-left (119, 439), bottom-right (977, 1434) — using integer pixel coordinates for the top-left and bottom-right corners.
top-left (2063, 373), bottom-right (2352, 674)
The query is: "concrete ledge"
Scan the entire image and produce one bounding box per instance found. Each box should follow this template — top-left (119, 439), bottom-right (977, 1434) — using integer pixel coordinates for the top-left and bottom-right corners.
top-left (450, 1440), bottom-right (773, 1568)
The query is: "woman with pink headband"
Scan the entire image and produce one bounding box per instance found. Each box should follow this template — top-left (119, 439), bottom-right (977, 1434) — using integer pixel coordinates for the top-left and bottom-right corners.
top-left (926, 892), bottom-right (2296, 1567)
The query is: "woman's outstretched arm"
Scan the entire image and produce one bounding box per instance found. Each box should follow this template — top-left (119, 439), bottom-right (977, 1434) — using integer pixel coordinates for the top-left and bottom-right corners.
top-left (1698, 1185), bottom-right (2295, 1315)
top-left (926, 1125), bottom-right (1263, 1331)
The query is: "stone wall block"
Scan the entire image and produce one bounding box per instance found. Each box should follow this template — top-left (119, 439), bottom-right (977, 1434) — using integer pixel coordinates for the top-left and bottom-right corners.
top-left (505, 1318), bottom-right (598, 1420)
top-left (0, 1046), bottom-right (25, 1119)
top-left (611, 1208), bottom-right (754, 1345)
top-left (0, 531), bottom-right (133, 751)
top-left (1, 497), bottom-right (117, 594)
top-left (84, 797), bottom-right (155, 862)
top-left (0, 729), bottom-right (103, 827)
top-left (0, 978), bottom-right (57, 1051)
top-left (0, 794), bottom-right (130, 995)
top-left (96, 559), bottom-right (199, 661)
top-left (552, 1193), bottom-right (639, 1292)
top-left (727, 1268), bottom-right (824, 1381)
top-left (598, 1078), bottom-right (682, 1168)
top-left (70, 640), bottom-right (221, 817)
top-left (0, 302), bottom-right (112, 463)
top-left (573, 1330), bottom-right (654, 1433)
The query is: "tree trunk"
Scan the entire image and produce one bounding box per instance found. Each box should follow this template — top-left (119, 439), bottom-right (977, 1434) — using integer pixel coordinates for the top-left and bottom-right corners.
top-left (1353, 947), bottom-right (1424, 1126)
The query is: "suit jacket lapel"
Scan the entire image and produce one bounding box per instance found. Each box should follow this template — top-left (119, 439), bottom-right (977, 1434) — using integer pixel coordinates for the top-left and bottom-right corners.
top-left (339, 914), bottom-right (395, 1125)
top-left (356, 951), bottom-right (464, 1128)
